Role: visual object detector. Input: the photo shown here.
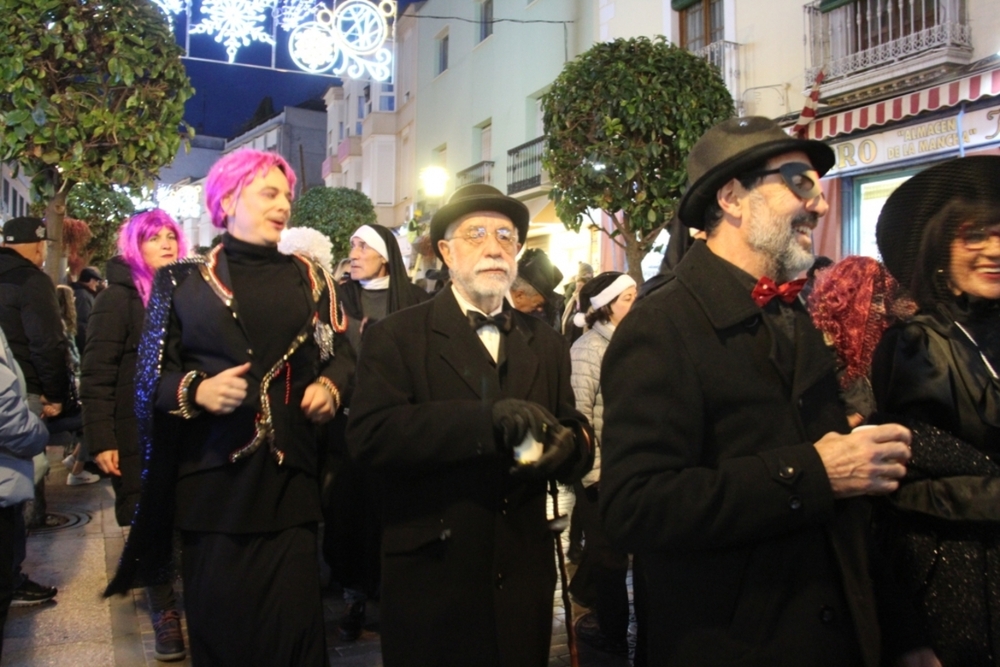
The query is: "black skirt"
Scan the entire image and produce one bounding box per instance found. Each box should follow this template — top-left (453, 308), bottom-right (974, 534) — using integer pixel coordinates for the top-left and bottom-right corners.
top-left (180, 524), bottom-right (328, 667)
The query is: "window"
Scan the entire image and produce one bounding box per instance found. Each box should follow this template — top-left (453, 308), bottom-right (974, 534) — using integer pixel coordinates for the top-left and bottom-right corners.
top-left (478, 0), bottom-right (493, 42)
top-left (480, 123), bottom-right (492, 162)
top-left (678, 0), bottom-right (724, 52)
top-left (379, 82), bottom-right (395, 112)
top-left (436, 32), bottom-right (449, 75)
top-left (356, 94), bottom-right (365, 135)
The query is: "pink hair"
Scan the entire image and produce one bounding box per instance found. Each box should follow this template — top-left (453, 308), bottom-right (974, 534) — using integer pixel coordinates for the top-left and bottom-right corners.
top-left (203, 149), bottom-right (297, 228)
top-left (807, 256), bottom-right (900, 386)
top-left (117, 209), bottom-right (189, 306)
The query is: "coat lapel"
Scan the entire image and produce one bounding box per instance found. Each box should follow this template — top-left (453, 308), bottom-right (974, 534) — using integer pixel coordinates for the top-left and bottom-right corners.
top-left (431, 290), bottom-right (501, 401)
top-left (501, 313), bottom-right (539, 399)
top-left (791, 304), bottom-right (836, 400)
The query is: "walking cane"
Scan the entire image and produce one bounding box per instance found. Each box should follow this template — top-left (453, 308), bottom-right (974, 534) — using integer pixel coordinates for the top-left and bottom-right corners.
top-left (548, 479), bottom-right (580, 667)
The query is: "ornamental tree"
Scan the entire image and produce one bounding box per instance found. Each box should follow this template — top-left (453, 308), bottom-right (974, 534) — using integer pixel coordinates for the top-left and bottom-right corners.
top-left (542, 36), bottom-right (734, 281)
top-left (290, 187), bottom-right (377, 261)
top-left (66, 183), bottom-right (137, 272)
top-left (0, 0), bottom-right (193, 282)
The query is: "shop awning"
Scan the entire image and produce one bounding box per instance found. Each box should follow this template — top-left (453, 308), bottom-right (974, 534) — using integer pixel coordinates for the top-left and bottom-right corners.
top-left (805, 67), bottom-right (1000, 141)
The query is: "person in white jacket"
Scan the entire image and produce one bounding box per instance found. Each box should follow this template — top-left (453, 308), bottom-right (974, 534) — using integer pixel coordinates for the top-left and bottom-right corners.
top-left (0, 324), bottom-right (50, 659)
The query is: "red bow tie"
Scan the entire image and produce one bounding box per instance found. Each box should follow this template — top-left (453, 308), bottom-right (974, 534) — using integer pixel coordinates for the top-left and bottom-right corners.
top-left (751, 277), bottom-right (807, 307)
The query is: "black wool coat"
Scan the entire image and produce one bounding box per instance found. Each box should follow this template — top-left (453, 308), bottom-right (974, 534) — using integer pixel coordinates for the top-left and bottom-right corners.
top-left (80, 257), bottom-right (146, 526)
top-left (347, 288), bottom-right (593, 667)
top-left (600, 241), bottom-right (916, 667)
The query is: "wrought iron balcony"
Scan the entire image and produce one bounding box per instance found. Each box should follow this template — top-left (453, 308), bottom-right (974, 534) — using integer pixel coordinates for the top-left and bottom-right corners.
top-left (805, 0), bottom-right (972, 94)
top-left (455, 160), bottom-right (495, 187)
top-left (694, 40), bottom-right (741, 102)
top-left (506, 137), bottom-right (545, 195)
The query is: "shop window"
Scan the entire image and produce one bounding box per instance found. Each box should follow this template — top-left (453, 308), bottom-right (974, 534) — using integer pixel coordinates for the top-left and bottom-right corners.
top-left (849, 173), bottom-right (912, 258)
top-left (677, 0), bottom-right (724, 52)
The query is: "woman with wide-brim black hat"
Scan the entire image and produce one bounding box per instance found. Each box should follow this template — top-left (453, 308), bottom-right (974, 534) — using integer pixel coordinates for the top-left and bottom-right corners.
top-left (871, 154), bottom-right (1000, 667)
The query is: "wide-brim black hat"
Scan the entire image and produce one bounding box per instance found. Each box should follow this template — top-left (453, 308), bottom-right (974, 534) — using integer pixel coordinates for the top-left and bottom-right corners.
top-left (678, 116), bottom-right (835, 229)
top-left (517, 248), bottom-right (563, 303)
top-left (876, 155), bottom-right (1000, 289)
top-left (431, 184), bottom-right (530, 260)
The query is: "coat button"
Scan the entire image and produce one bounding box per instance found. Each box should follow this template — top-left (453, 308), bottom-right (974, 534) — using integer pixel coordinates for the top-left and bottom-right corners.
top-left (247, 348), bottom-right (253, 356)
top-left (788, 495), bottom-right (802, 510)
top-left (819, 606), bottom-right (835, 623)
top-left (495, 572), bottom-right (504, 589)
top-left (232, 312), bottom-right (238, 319)
top-left (779, 465), bottom-right (795, 479)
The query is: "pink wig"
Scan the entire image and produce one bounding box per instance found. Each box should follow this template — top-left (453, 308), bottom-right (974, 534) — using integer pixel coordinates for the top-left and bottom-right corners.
top-left (807, 256), bottom-right (901, 386)
top-left (117, 209), bottom-right (189, 306)
top-left (204, 149), bottom-right (297, 228)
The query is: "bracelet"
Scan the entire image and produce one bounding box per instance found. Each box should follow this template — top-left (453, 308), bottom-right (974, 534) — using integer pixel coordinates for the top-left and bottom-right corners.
top-left (170, 370), bottom-right (207, 419)
top-left (314, 376), bottom-right (341, 413)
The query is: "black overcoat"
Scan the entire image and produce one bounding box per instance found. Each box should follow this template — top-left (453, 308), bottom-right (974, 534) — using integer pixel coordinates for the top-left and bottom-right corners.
top-left (600, 241), bottom-right (913, 667)
top-left (347, 287), bottom-right (593, 667)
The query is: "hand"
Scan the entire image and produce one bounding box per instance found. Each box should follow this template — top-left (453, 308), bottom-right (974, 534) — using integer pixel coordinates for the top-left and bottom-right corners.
top-left (847, 412), bottom-right (865, 429)
top-left (491, 399), bottom-right (554, 454)
top-left (894, 648), bottom-right (942, 667)
top-left (95, 450), bottom-right (121, 477)
top-left (301, 382), bottom-right (336, 424)
top-left (195, 362), bottom-right (250, 415)
top-left (814, 423), bottom-right (911, 498)
top-left (513, 422), bottom-right (576, 480)
top-left (40, 396), bottom-right (62, 419)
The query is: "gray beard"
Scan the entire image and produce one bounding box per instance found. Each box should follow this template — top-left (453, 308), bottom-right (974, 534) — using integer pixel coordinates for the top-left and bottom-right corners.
top-left (747, 201), bottom-right (816, 282)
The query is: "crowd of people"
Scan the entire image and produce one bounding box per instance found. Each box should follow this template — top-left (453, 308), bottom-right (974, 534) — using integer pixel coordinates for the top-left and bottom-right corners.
top-left (0, 117), bottom-right (998, 667)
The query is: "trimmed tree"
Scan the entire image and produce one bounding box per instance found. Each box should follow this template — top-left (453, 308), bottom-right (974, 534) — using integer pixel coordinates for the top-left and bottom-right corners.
top-left (290, 187), bottom-right (378, 261)
top-left (0, 0), bottom-right (193, 282)
top-left (542, 36), bottom-right (734, 281)
top-left (66, 183), bottom-right (137, 273)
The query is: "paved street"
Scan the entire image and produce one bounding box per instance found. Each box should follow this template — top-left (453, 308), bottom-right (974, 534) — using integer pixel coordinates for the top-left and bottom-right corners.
top-left (2, 448), bottom-right (631, 666)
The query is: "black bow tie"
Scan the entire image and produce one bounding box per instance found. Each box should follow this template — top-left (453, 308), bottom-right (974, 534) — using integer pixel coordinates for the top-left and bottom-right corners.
top-left (468, 310), bottom-right (512, 333)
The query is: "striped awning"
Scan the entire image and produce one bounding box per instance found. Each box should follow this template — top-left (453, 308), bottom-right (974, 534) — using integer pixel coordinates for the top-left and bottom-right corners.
top-left (805, 68), bottom-right (1000, 141)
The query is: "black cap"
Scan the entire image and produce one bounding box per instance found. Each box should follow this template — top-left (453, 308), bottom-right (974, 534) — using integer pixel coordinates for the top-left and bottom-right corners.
top-left (2, 217), bottom-right (49, 244)
top-left (78, 267), bottom-right (102, 283)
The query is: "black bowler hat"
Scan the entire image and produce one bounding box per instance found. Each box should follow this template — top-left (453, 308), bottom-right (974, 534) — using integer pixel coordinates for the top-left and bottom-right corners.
top-left (430, 184), bottom-right (530, 260)
top-left (678, 116), bottom-right (835, 229)
top-left (2, 217), bottom-right (49, 244)
top-left (517, 248), bottom-right (563, 304)
top-left (876, 155), bottom-right (1000, 290)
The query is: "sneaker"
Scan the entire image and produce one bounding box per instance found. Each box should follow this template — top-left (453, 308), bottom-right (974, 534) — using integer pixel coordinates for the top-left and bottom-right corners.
top-left (10, 577), bottom-right (57, 607)
top-left (151, 608), bottom-right (186, 662)
top-left (66, 470), bottom-right (100, 486)
top-left (574, 611), bottom-right (628, 656)
top-left (61, 453), bottom-right (76, 468)
top-left (338, 600), bottom-right (365, 642)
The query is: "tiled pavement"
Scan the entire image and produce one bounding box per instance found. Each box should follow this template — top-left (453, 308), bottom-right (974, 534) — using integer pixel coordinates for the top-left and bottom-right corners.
top-left (2, 448), bottom-right (631, 667)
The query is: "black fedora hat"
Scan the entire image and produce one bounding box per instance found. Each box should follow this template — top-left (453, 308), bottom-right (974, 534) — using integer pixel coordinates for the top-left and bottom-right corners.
top-left (876, 155), bottom-right (1000, 290)
top-left (517, 248), bottom-right (564, 304)
top-left (430, 184), bottom-right (530, 260)
top-left (678, 116), bottom-right (835, 229)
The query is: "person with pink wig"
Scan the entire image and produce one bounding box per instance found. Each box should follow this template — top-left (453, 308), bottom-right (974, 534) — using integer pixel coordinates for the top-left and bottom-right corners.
top-left (103, 150), bottom-right (354, 667)
top-left (81, 208), bottom-right (189, 661)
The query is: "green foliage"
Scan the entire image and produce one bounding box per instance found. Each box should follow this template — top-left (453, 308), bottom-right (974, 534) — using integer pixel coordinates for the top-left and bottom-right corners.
top-left (290, 187), bottom-right (377, 261)
top-left (0, 0), bottom-right (194, 200)
top-left (542, 36), bottom-right (734, 275)
top-left (67, 183), bottom-right (137, 265)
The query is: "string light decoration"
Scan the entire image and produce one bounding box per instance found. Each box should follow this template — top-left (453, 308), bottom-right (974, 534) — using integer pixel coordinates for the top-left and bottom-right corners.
top-left (151, 0), bottom-right (395, 80)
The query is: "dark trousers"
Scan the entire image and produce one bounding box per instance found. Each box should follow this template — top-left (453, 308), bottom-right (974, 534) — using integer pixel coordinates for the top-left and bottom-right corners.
top-left (0, 504), bottom-right (19, 660)
top-left (568, 483), bottom-right (630, 640)
top-left (181, 525), bottom-right (328, 667)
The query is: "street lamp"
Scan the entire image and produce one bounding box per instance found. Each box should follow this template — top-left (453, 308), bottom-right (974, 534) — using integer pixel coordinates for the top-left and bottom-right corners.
top-left (420, 166), bottom-right (449, 199)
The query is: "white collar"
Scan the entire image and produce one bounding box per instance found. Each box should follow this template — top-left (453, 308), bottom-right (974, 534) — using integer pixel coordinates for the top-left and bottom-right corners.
top-left (359, 275), bottom-right (391, 290)
top-left (452, 284), bottom-right (502, 317)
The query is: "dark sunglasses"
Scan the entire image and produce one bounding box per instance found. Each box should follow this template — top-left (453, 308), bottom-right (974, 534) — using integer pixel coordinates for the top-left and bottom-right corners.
top-left (742, 162), bottom-right (823, 201)
top-left (956, 222), bottom-right (1000, 250)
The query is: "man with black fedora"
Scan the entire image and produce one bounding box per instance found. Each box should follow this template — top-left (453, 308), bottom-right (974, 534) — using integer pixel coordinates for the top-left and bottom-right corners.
top-left (509, 248), bottom-right (565, 328)
top-left (600, 117), bottom-right (931, 665)
top-left (348, 183), bottom-right (593, 667)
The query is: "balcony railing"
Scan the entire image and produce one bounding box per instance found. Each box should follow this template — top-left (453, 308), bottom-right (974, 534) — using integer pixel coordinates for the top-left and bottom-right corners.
top-left (456, 160), bottom-right (494, 187)
top-left (506, 137), bottom-right (545, 195)
top-left (805, 0), bottom-right (971, 85)
top-left (694, 40), bottom-right (741, 102)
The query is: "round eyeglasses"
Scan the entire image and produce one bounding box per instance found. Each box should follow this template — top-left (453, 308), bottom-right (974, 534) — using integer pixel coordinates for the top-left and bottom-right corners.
top-left (451, 225), bottom-right (519, 251)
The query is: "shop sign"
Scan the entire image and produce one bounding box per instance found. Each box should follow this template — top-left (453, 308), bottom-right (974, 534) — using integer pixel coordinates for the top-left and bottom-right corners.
top-left (827, 103), bottom-right (1000, 175)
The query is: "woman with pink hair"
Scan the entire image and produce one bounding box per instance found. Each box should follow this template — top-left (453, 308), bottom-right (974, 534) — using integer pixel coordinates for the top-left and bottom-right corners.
top-left (105, 150), bottom-right (354, 667)
top-left (81, 208), bottom-right (188, 661)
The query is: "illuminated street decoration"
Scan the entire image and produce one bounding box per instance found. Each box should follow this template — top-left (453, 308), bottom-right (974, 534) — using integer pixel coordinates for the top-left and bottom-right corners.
top-left (152, 0), bottom-right (395, 80)
top-left (156, 184), bottom-right (205, 221)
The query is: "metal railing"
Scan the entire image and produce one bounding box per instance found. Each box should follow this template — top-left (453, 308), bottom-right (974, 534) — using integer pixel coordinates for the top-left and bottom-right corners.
top-left (506, 137), bottom-right (545, 195)
top-left (694, 40), bottom-right (741, 101)
top-left (455, 160), bottom-right (494, 187)
top-left (805, 0), bottom-right (971, 83)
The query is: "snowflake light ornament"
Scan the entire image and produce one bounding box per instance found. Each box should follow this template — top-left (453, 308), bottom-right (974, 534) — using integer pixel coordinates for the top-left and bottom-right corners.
top-left (289, 0), bottom-right (395, 80)
top-left (275, 0), bottom-right (320, 31)
top-left (190, 0), bottom-right (278, 63)
top-left (151, 0), bottom-right (188, 28)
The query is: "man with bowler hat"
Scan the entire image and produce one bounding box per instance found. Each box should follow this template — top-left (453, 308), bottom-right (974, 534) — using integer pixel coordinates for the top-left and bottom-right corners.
top-left (348, 183), bottom-right (594, 667)
top-left (600, 117), bottom-right (935, 666)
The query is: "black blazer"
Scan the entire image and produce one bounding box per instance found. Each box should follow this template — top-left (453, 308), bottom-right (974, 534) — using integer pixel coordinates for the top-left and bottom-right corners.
top-left (600, 241), bottom-right (913, 667)
top-left (347, 288), bottom-right (592, 667)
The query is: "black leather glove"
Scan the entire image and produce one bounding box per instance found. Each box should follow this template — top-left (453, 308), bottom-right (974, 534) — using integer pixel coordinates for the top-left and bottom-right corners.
top-left (513, 422), bottom-right (576, 480)
top-left (491, 398), bottom-right (553, 454)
